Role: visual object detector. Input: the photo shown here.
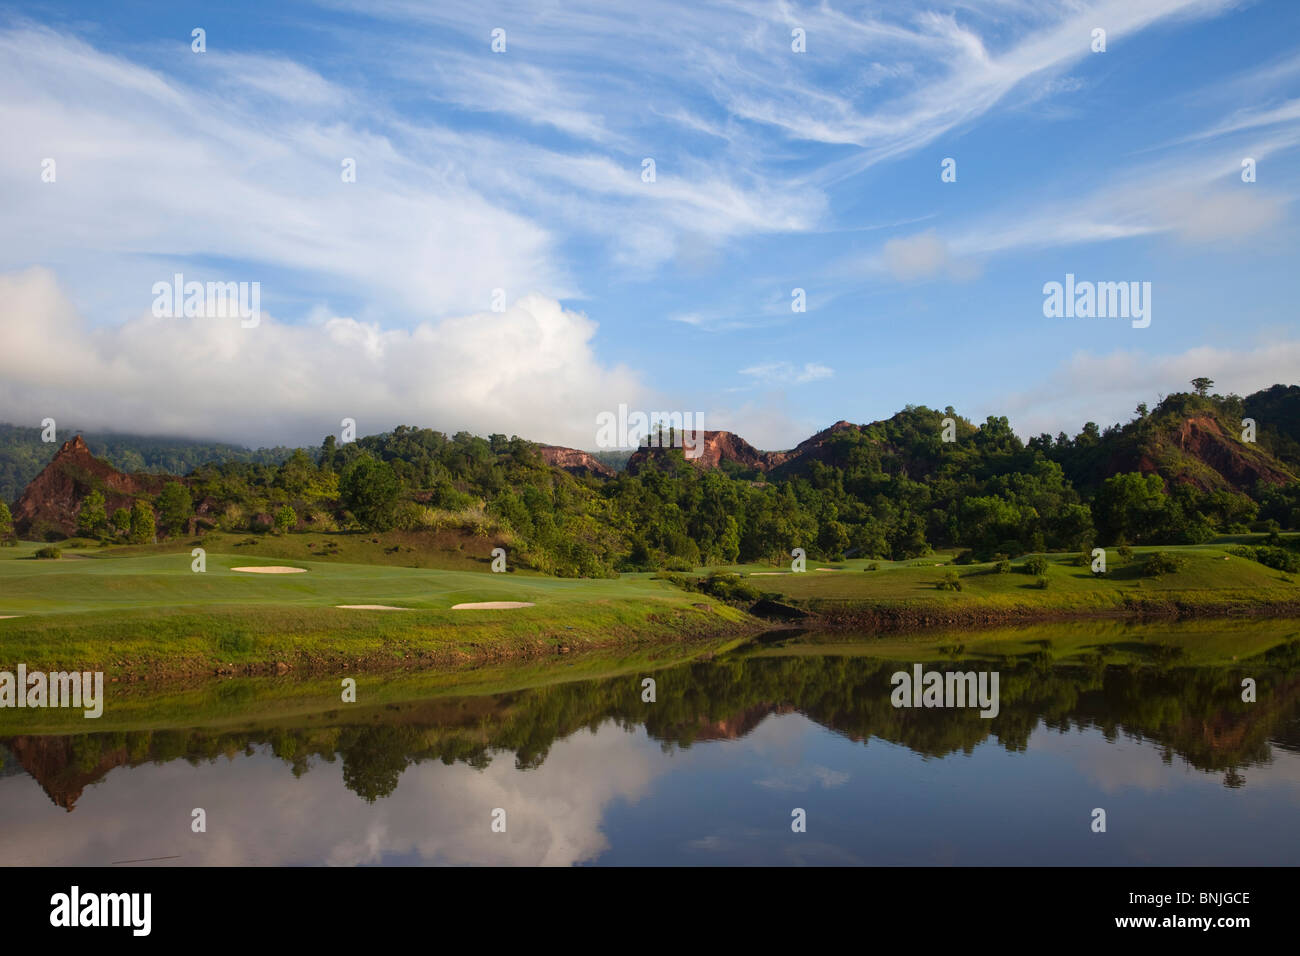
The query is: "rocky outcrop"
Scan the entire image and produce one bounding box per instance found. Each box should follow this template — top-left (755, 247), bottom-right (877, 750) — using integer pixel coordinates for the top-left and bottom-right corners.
top-left (539, 445), bottom-right (616, 478)
top-left (1104, 415), bottom-right (1296, 493)
top-left (10, 435), bottom-right (166, 539)
top-left (626, 430), bottom-right (772, 474)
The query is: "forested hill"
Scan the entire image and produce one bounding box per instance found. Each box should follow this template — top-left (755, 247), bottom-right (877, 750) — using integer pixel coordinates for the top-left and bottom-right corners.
top-left (5, 382), bottom-right (1298, 577)
top-left (0, 423), bottom-right (298, 504)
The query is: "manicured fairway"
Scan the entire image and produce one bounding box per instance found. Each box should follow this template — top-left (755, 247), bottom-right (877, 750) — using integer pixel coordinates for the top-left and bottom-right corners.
top-left (0, 542), bottom-right (751, 675)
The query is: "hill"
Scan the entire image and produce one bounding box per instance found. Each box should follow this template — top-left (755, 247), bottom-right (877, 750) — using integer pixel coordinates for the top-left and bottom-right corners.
top-left (10, 435), bottom-right (171, 539)
top-left (0, 422), bottom-right (296, 505)
top-left (4, 382), bottom-right (1298, 572)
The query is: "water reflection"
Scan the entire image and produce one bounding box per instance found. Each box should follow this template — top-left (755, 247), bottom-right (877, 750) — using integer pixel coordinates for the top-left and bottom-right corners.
top-left (2, 625), bottom-right (1299, 865)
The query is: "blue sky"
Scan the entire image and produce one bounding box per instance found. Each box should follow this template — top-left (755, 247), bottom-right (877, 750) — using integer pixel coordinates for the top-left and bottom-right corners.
top-left (0, 0), bottom-right (1297, 450)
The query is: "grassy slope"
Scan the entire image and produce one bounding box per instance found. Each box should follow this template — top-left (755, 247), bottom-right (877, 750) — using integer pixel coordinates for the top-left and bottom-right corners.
top-left (0, 539), bottom-right (751, 676)
top-left (2, 534), bottom-right (1297, 678)
top-left (704, 538), bottom-right (1300, 618)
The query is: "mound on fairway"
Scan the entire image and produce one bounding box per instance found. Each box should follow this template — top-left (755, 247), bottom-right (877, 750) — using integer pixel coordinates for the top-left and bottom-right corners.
top-left (335, 604), bottom-right (410, 610)
top-left (232, 566), bottom-right (308, 574)
top-left (451, 601), bottom-right (536, 610)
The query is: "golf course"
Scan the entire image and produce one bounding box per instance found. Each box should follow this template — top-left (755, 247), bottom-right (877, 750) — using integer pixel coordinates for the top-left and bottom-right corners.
top-left (1, 529), bottom-right (1297, 681)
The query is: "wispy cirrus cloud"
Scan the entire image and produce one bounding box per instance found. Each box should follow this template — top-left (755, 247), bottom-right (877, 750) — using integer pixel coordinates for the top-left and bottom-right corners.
top-left (739, 361), bottom-right (834, 386)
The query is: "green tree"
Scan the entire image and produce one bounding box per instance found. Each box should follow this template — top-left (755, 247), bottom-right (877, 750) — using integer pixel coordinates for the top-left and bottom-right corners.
top-left (340, 455), bottom-right (400, 531)
top-left (0, 500), bottom-right (13, 544)
top-left (156, 482), bottom-right (193, 537)
top-left (111, 507), bottom-right (132, 537)
top-left (1191, 377), bottom-right (1214, 397)
top-left (1093, 472), bottom-right (1169, 544)
top-left (76, 490), bottom-right (108, 537)
top-left (274, 504), bottom-right (297, 535)
top-left (129, 500), bottom-right (156, 543)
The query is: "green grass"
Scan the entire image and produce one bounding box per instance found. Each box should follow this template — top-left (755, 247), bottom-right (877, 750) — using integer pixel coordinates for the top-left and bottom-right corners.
top-left (2, 534), bottom-right (1296, 679)
top-left (0, 539), bottom-right (751, 675)
top-left (72, 527), bottom-right (509, 572)
top-left (687, 538), bottom-right (1300, 616)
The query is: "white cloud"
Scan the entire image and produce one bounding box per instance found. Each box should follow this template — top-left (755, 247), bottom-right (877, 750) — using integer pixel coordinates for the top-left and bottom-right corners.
top-left (0, 267), bottom-right (648, 449)
top-left (991, 340), bottom-right (1300, 438)
top-left (739, 362), bottom-right (834, 386)
top-left (0, 26), bottom-right (567, 322)
top-left (881, 231), bottom-right (980, 281)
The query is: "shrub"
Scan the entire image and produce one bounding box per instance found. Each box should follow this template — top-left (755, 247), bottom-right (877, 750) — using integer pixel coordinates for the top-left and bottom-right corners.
top-left (0, 501), bottom-right (12, 543)
top-left (995, 560), bottom-right (1011, 574)
top-left (1034, 576), bottom-right (1049, 589)
top-left (996, 540), bottom-right (1026, 558)
top-left (936, 570), bottom-right (962, 591)
top-left (1116, 545), bottom-right (1134, 562)
top-left (129, 501), bottom-right (156, 543)
top-left (953, 550), bottom-right (975, 565)
top-left (1143, 551), bottom-right (1187, 576)
top-left (1229, 545), bottom-right (1300, 573)
top-left (1020, 556), bottom-right (1049, 576)
top-left (274, 505), bottom-right (297, 535)
top-left (34, 546), bottom-right (62, 559)
top-left (76, 490), bottom-right (108, 538)
top-left (699, 572), bottom-right (760, 604)
top-left (391, 501), bottom-right (424, 532)
top-left (306, 509), bottom-right (339, 532)
top-left (866, 562), bottom-right (879, 571)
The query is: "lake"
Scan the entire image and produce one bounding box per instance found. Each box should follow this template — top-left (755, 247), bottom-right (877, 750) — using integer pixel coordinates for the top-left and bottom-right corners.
top-left (3, 618), bottom-right (1299, 866)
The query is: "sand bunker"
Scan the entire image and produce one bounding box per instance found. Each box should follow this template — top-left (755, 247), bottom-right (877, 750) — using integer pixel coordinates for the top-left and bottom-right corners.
top-left (451, 601), bottom-right (535, 610)
top-left (335, 604), bottom-right (410, 611)
top-left (232, 566), bottom-right (308, 574)
top-left (749, 572), bottom-right (788, 576)
top-left (814, 567), bottom-right (842, 572)
top-left (0, 615), bottom-right (20, 619)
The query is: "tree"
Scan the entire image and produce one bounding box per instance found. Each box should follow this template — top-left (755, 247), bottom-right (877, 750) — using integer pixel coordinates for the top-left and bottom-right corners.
top-left (1191, 377), bottom-right (1214, 397)
top-left (0, 500), bottom-right (13, 544)
top-left (111, 507), bottom-right (132, 537)
top-left (129, 500), bottom-right (156, 543)
top-left (76, 490), bottom-right (108, 538)
top-left (340, 455), bottom-right (400, 531)
top-left (156, 482), bottom-right (193, 537)
top-left (1093, 472), bottom-right (1169, 544)
top-left (274, 504), bottom-right (297, 535)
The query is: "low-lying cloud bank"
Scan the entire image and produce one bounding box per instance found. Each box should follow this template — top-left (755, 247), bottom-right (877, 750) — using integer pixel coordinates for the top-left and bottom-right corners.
top-left (0, 267), bottom-right (649, 450)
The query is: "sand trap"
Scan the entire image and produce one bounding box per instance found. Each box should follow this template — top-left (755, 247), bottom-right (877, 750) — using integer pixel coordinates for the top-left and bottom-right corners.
top-left (750, 572), bottom-right (788, 576)
top-left (451, 601), bottom-right (535, 610)
top-left (0, 615), bottom-right (20, 619)
top-left (814, 567), bottom-right (842, 572)
top-left (335, 604), bottom-right (410, 611)
top-left (232, 566), bottom-right (308, 574)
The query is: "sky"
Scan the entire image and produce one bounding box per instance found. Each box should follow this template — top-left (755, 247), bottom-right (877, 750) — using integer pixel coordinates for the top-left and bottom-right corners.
top-left (0, 0), bottom-right (1297, 451)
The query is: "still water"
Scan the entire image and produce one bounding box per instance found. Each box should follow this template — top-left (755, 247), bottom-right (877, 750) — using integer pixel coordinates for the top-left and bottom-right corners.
top-left (3, 620), bottom-right (1299, 866)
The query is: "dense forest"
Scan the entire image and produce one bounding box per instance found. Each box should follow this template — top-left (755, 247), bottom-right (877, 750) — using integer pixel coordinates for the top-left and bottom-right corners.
top-left (6, 383), bottom-right (1299, 575)
top-left (0, 423), bottom-right (297, 504)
